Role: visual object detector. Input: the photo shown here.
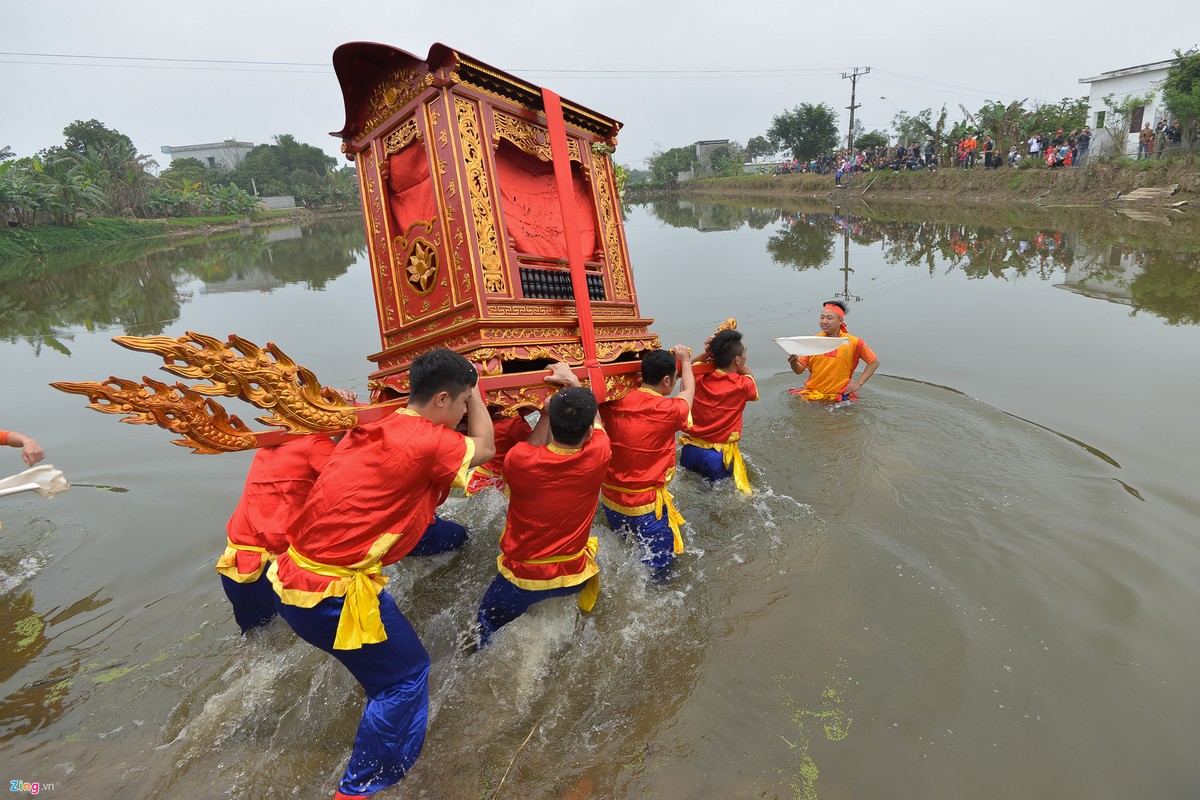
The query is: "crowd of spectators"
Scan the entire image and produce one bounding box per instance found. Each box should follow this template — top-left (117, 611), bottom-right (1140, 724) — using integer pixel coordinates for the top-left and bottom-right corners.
top-left (772, 115), bottom-right (1198, 182)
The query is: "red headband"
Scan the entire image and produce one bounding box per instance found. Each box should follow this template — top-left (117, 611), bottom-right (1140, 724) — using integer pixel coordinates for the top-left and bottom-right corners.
top-left (823, 303), bottom-right (845, 318)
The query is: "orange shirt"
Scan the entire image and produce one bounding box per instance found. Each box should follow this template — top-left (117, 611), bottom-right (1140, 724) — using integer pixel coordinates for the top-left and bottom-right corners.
top-left (219, 434), bottom-right (336, 581)
top-left (600, 388), bottom-right (690, 509)
top-left (794, 332), bottom-right (877, 401)
top-left (686, 370), bottom-right (758, 444)
top-left (0, 431), bottom-right (8, 446)
top-left (497, 428), bottom-right (611, 588)
top-left (272, 409), bottom-right (473, 601)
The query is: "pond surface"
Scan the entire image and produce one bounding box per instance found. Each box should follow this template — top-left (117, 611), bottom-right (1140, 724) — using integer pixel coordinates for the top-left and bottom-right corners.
top-left (1, 202), bottom-right (1199, 799)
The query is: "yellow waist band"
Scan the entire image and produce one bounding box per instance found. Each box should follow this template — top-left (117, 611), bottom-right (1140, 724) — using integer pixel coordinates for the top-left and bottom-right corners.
top-left (678, 435), bottom-right (752, 495)
top-left (286, 546), bottom-right (389, 651)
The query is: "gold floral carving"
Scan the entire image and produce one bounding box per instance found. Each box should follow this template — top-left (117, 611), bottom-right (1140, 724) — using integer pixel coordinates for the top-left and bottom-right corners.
top-left (364, 69), bottom-right (435, 136)
top-left (406, 241), bottom-right (438, 295)
top-left (108, 331), bottom-right (359, 434)
top-left (455, 97), bottom-right (507, 294)
top-left (492, 111), bottom-right (581, 162)
top-left (592, 161), bottom-right (630, 299)
top-left (383, 118), bottom-right (423, 156)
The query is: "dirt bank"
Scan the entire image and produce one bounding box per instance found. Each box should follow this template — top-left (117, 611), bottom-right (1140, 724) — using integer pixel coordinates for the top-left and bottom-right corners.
top-left (641, 160), bottom-right (1200, 208)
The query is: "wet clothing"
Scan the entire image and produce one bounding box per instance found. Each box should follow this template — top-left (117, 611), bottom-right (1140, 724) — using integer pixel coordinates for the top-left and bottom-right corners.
top-left (599, 388), bottom-right (691, 570)
top-left (216, 434), bottom-right (336, 632)
top-left (269, 408), bottom-right (472, 797)
top-left (789, 332), bottom-right (877, 402)
top-left (679, 370), bottom-right (757, 494)
top-left (464, 414), bottom-right (532, 496)
top-left (477, 428), bottom-right (611, 644)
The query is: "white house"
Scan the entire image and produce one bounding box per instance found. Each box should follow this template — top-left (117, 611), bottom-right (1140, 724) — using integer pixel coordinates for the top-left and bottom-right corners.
top-left (160, 138), bottom-right (256, 171)
top-left (1078, 59), bottom-right (1174, 157)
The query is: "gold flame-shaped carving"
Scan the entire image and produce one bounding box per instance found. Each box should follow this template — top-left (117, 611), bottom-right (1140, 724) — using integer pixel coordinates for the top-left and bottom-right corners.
top-left (50, 376), bottom-right (260, 454)
top-left (110, 332), bottom-right (359, 434)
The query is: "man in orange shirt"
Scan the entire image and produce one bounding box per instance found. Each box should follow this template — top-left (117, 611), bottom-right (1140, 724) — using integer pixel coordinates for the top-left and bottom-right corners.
top-left (679, 329), bottom-right (758, 494)
top-left (268, 349), bottom-right (495, 800)
top-left (476, 363), bottom-right (612, 646)
top-left (787, 300), bottom-right (879, 402)
top-left (600, 346), bottom-right (695, 578)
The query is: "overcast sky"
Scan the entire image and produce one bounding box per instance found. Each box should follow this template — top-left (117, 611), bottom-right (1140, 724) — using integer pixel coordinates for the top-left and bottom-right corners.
top-left (3, 1), bottom-right (1195, 170)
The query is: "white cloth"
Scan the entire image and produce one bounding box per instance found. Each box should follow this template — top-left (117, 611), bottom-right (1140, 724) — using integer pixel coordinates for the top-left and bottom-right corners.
top-left (0, 465), bottom-right (70, 499)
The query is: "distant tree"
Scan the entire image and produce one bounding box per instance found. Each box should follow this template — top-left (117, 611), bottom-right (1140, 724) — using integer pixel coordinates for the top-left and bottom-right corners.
top-left (1024, 97), bottom-right (1089, 138)
top-left (1100, 92), bottom-right (1155, 156)
top-left (61, 119), bottom-right (136, 158)
top-left (891, 109), bottom-right (935, 147)
top-left (159, 157), bottom-right (215, 189)
top-left (768, 103), bottom-right (839, 160)
top-left (976, 99), bottom-right (1028, 153)
top-left (0, 145), bottom-right (14, 162)
top-left (706, 142), bottom-right (746, 177)
top-left (1163, 49), bottom-right (1200, 153)
top-left (228, 134), bottom-right (337, 197)
top-left (647, 145), bottom-right (697, 188)
top-left (746, 135), bottom-right (775, 161)
top-left (855, 130), bottom-right (889, 150)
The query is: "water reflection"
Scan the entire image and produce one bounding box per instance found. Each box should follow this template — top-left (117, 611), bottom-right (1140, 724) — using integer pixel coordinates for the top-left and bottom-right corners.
top-left (644, 198), bottom-right (1200, 324)
top-left (0, 217), bottom-right (366, 350)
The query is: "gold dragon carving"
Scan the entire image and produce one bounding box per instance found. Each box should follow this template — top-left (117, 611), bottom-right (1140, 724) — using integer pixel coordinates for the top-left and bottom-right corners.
top-left (50, 375), bottom-right (261, 454)
top-left (491, 111), bottom-right (581, 162)
top-left (382, 118), bottom-right (423, 156)
top-left (364, 70), bottom-right (435, 136)
top-left (454, 96), bottom-right (507, 294)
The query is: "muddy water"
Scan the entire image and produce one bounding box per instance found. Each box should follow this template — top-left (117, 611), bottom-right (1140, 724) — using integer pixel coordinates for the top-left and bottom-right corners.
top-left (1, 204), bottom-right (1198, 799)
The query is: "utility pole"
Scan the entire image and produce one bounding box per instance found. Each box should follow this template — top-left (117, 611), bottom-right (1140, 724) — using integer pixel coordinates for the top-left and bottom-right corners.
top-left (842, 67), bottom-right (871, 152)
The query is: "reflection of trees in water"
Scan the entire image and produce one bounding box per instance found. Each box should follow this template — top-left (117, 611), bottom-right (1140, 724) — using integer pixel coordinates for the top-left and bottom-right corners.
top-left (636, 198), bottom-right (1200, 325)
top-left (0, 218), bottom-right (366, 350)
top-left (1128, 252), bottom-right (1200, 325)
top-left (767, 211), bottom-right (836, 270)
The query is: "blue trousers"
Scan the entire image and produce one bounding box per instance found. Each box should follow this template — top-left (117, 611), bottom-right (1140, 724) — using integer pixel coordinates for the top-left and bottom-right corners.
top-left (477, 573), bottom-right (584, 647)
top-left (277, 592), bottom-right (430, 797)
top-left (603, 506), bottom-right (675, 575)
top-left (680, 444), bottom-right (732, 484)
top-left (220, 572), bottom-right (278, 633)
top-left (407, 515), bottom-right (468, 557)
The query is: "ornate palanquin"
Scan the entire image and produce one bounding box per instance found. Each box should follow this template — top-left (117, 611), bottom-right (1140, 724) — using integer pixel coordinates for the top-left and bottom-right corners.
top-left (50, 43), bottom-right (665, 453)
top-left (331, 42), bottom-right (657, 411)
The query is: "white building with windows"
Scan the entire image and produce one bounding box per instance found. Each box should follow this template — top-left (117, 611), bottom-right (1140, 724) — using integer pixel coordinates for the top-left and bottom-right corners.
top-left (1078, 59), bottom-right (1174, 157)
top-left (160, 138), bottom-right (256, 171)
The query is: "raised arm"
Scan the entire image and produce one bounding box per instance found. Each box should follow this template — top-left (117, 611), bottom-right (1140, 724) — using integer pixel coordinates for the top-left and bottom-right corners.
top-left (465, 384), bottom-right (496, 467)
top-left (672, 344), bottom-right (696, 410)
top-left (786, 353), bottom-right (809, 376)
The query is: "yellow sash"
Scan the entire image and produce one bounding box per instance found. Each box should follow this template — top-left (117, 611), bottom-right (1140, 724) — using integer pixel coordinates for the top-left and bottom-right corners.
top-left (215, 539), bottom-right (273, 583)
top-left (678, 435), bottom-right (752, 495)
top-left (602, 473), bottom-right (686, 554)
top-left (510, 536), bottom-right (600, 612)
top-left (285, 546), bottom-right (389, 650)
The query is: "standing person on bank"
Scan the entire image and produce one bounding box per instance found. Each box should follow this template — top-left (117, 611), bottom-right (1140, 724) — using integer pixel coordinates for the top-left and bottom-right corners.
top-left (679, 329), bottom-right (758, 495)
top-left (268, 349), bottom-right (494, 800)
top-left (599, 346), bottom-right (696, 578)
top-left (787, 300), bottom-right (880, 402)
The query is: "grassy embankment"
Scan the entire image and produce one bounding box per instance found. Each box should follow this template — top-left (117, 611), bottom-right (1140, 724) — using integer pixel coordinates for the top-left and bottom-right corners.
top-left (0, 208), bottom-right (359, 263)
top-left (654, 159), bottom-right (1200, 207)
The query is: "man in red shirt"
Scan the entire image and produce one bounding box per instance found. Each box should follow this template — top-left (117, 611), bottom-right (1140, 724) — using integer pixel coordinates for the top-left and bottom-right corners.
top-left (679, 329), bottom-right (758, 494)
top-left (463, 408), bottom-right (534, 496)
top-left (476, 363), bottom-right (612, 646)
top-left (217, 432), bottom-right (337, 633)
top-left (268, 349), bottom-right (495, 800)
top-left (600, 346), bottom-right (695, 578)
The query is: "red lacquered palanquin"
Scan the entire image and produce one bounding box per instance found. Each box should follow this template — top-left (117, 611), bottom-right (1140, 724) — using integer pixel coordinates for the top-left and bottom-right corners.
top-left (332, 42), bottom-right (659, 413)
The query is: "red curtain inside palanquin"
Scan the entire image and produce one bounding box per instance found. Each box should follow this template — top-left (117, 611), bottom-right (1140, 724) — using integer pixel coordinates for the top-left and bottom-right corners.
top-left (494, 141), bottom-right (598, 261)
top-left (386, 145), bottom-right (437, 236)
